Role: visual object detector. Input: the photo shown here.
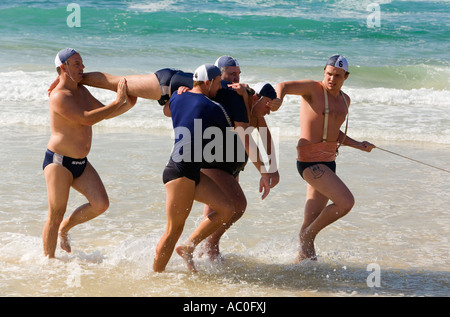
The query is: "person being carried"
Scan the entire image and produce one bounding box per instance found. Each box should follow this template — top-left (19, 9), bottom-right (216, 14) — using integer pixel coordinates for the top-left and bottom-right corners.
top-left (48, 68), bottom-right (193, 107)
top-left (42, 48), bottom-right (136, 258)
top-left (273, 55), bottom-right (375, 262)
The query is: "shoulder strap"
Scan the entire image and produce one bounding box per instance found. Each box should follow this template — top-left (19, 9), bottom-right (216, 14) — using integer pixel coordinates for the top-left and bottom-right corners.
top-left (337, 91), bottom-right (349, 151)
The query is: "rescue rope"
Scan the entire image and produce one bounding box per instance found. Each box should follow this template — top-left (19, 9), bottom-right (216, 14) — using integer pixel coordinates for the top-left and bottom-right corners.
top-left (376, 147), bottom-right (450, 174)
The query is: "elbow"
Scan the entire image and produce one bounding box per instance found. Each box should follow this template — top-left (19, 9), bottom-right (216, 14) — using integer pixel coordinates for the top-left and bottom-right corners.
top-left (275, 82), bottom-right (284, 92)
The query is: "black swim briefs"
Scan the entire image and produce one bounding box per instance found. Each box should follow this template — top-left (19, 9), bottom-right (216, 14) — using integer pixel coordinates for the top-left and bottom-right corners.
top-left (296, 160), bottom-right (336, 179)
top-left (162, 159), bottom-right (202, 185)
top-left (155, 68), bottom-right (193, 105)
top-left (43, 149), bottom-right (88, 179)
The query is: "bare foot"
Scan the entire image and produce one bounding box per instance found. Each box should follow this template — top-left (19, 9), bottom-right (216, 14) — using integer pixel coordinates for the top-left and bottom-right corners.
top-left (198, 240), bottom-right (223, 262)
top-left (59, 231), bottom-right (71, 253)
top-left (176, 244), bottom-right (197, 273)
top-left (295, 232), bottom-right (316, 263)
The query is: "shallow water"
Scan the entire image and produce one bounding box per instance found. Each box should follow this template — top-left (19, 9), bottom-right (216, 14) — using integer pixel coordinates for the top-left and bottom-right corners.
top-left (1, 126), bottom-right (448, 297)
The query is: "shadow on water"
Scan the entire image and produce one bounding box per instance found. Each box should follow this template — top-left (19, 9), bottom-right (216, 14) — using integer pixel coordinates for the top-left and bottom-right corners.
top-left (196, 254), bottom-right (449, 297)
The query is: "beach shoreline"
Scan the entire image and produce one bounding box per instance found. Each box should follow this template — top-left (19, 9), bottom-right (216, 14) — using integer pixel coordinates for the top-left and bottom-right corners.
top-left (1, 125), bottom-right (448, 296)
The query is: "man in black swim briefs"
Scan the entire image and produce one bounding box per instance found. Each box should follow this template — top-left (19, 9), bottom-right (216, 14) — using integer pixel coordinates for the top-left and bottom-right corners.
top-left (154, 64), bottom-right (237, 273)
top-left (43, 149), bottom-right (88, 179)
top-left (274, 55), bottom-right (375, 262)
top-left (42, 48), bottom-right (135, 259)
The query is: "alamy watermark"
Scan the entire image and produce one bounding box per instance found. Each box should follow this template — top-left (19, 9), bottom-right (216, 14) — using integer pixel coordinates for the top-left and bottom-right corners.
top-left (171, 120), bottom-right (279, 173)
top-left (366, 263), bottom-right (381, 288)
top-left (367, 3), bottom-right (381, 28)
top-left (66, 3), bottom-right (81, 28)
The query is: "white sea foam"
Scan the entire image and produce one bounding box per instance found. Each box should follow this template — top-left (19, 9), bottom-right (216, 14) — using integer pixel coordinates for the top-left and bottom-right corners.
top-left (1, 71), bottom-right (449, 144)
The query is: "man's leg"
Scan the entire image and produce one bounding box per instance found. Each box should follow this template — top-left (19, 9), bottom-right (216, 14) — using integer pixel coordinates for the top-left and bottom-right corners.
top-left (176, 172), bottom-right (235, 272)
top-left (297, 164), bottom-right (354, 261)
top-left (200, 169), bottom-right (247, 261)
top-left (82, 72), bottom-right (162, 100)
top-left (43, 164), bottom-right (73, 258)
top-left (58, 163), bottom-right (109, 252)
top-left (297, 184), bottom-right (328, 261)
top-left (153, 177), bottom-right (195, 273)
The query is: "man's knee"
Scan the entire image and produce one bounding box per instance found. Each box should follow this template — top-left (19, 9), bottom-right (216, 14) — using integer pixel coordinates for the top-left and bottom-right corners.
top-left (340, 194), bottom-right (355, 215)
top-left (233, 195), bottom-right (247, 217)
top-left (222, 202), bottom-right (236, 223)
top-left (91, 196), bottom-right (109, 214)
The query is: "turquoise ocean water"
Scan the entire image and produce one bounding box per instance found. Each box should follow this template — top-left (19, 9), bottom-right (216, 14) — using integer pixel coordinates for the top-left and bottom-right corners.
top-left (1, 0), bottom-right (449, 141)
top-left (0, 0), bottom-right (449, 298)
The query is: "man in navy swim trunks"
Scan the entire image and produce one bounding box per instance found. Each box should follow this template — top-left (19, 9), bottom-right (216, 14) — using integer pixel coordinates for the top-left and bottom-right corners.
top-left (42, 48), bottom-right (136, 258)
top-left (153, 64), bottom-right (244, 273)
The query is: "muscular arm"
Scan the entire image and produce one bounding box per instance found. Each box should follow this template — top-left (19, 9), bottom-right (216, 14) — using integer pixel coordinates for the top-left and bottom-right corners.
top-left (105, 94), bottom-right (137, 119)
top-left (234, 122), bottom-right (265, 172)
top-left (273, 80), bottom-right (316, 110)
top-left (256, 117), bottom-right (278, 174)
top-left (340, 132), bottom-right (376, 152)
top-left (234, 121), bottom-right (278, 199)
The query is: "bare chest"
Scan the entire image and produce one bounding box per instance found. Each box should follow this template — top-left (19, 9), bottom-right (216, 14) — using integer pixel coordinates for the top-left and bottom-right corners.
top-left (302, 95), bottom-right (347, 123)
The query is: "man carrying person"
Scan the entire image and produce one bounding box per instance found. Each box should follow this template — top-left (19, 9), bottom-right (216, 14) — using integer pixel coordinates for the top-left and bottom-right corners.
top-left (42, 48), bottom-right (136, 258)
top-left (195, 56), bottom-right (280, 261)
top-left (154, 64), bottom-right (250, 273)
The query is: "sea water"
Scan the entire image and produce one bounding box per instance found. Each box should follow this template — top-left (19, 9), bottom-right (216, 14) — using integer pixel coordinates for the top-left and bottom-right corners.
top-left (0, 0), bottom-right (449, 297)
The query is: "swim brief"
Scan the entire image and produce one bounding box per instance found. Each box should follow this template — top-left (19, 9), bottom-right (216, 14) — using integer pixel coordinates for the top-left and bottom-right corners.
top-left (203, 151), bottom-right (249, 178)
top-left (42, 149), bottom-right (88, 179)
top-left (162, 159), bottom-right (202, 185)
top-left (155, 68), bottom-right (193, 106)
top-left (296, 160), bottom-right (336, 179)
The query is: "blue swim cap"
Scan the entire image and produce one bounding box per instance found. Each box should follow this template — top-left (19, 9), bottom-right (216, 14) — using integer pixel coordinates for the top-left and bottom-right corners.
top-left (214, 55), bottom-right (240, 68)
top-left (55, 48), bottom-right (78, 67)
top-left (253, 82), bottom-right (277, 100)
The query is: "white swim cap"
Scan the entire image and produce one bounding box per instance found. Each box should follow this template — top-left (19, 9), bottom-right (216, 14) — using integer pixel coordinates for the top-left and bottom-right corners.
top-left (55, 48), bottom-right (78, 67)
top-left (325, 55), bottom-right (348, 73)
top-left (193, 64), bottom-right (222, 82)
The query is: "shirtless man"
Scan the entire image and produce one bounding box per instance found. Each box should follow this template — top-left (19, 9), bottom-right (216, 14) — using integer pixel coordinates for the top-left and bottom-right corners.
top-left (42, 48), bottom-right (136, 258)
top-left (274, 55), bottom-right (375, 261)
